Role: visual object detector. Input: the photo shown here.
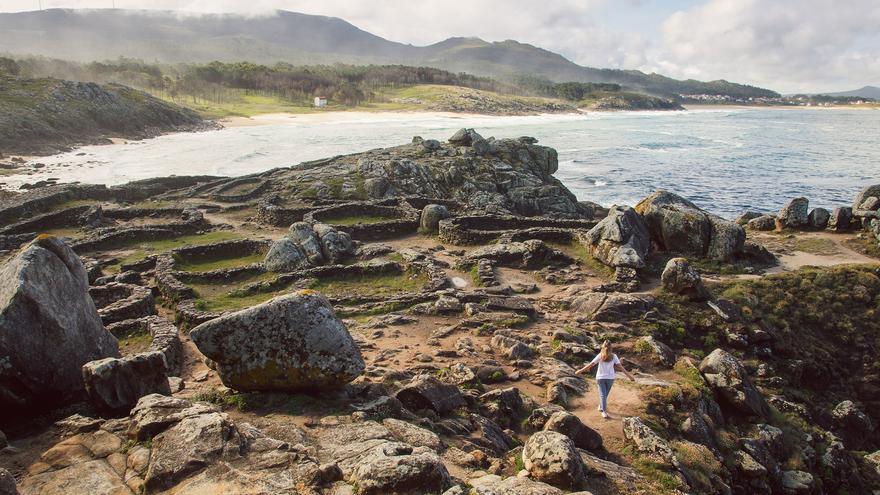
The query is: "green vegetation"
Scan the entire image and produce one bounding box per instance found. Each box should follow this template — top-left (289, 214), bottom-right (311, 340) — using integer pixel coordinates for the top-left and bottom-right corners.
top-left (117, 331), bottom-right (152, 355)
top-left (307, 270), bottom-right (429, 299)
top-left (793, 237), bottom-right (842, 256)
top-left (845, 236), bottom-right (880, 260)
top-left (192, 389), bottom-right (249, 411)
top-left (174, 252), bottom-right (265, 272)
top-left (102, 231), bottom-right (246, 273)
top-left (319, 214), bottom-right (397, 226)
top-left (191, 272), bottom-right (283, 312)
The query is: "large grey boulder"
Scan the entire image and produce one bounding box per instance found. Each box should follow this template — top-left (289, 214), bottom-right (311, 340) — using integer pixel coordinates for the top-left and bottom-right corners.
top-left (661, 257), bottom-right (710, 301)
top-left (0, 468), bottom-right (16, 495)
top-left (190, 291), bottom-right (364, 391)
top-left (853, 184), bottom-right (880, 211)
top-left (748, 215), bottom-right (776, 231)
top-left (419, 204), bottom-right (451, 233)
top-left (313, 223), bottom-right (354, 264)
top-left (81, 351), bottom-right (171, 416)
top-left (350, 442), bottom-right (451, 495)
top-left (395, 375), bottom-right (466, 414)
top-left (776, 197), bottom-right (809, 229)
top-left (807, 208), bottom-right (830, 230)
top-left (0, 236), bottom-right (119, 418)
top-left (622, 417), bottom-right (678, 466)
top-left (635, 190), bottom-right (744, 260)
top-left (469, 474), bottom-right (571, 494)
top-left (543, 411), bottom-right (603, 452)
top-left (780, 470), bottom-right (815, 495)
top-left (288, 221), bottom-right (325, 265)
top-left (264, 237), bottom-right (310, 272)
top-left (699, 349), bottom-right (769, 419)
top-left (831, 400), bottom-right (874, 449)
top-left (522, 431), bottom-right (588, 489)
top-left (581, 206), bottom-right (651, 269)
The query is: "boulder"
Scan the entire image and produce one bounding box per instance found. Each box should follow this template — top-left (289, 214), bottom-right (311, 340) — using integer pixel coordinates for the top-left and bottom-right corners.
top-left (469, 474), bottom-right (570, 494)
top-left (0, 429), bottom-right (6, 450)
top-left (0, 468), bottom-right (16, 495)
top-left (860, 196), bottom-right (880, 211)
top-left (569, 292), bottom-right (655, 322)
top-left (660, 257), bottom-right (710, 301)
top-left (735, 211), bottom-right (764, 225)
top-left (581, 206), bottom-right (651, 269)
top-left (190, 291), bottom-right (364, 391)
top-left (622, 417), bottom-right (678, 466)
top-left (448, 128), bottom-right (484, 146)
top-left (776, 197), bottom-right (809, 229)
top-left (780, 470), bottom-right (815, 495)
top-left (395, 375), bottom-right (466, 414)
top-left (748, 215), bottom-right (777, 231)
top-left (635, 190), bottom-right (744, 260)
top-left (827, 207), bottom-right (853, 231)
top-left (82, 351), bottom-right (171, 416)
top-left (420, 204), bottom-right (451, 233)
top-left (636, 336), bottom-right (676, 368)
top-left (522, 431), bottom-right (588, 489)
top-left (853, 184), bottom-right (880, 211)
top-left (350, 443), bottom-right (451, 495)
top-left (831, 400), bottom-right (874, 449)
top-left (807, 208), bottom-right (830, 230)
top-left (264, 237), bottom-right (310, 272)
top-left (699, 349), bottom-right (769, 419)
top-left (288, 221), bottom-right (325, 265)
top-left (543, 411), bottom-right (603, 452)
top-left (313, 223), bottom-right (354, 264)
top-left (0, 236), bottom-right (119, 418)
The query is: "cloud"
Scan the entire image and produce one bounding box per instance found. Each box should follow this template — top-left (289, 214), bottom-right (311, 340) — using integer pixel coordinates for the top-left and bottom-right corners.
top-left (648, 0), bottom-right (880, 92)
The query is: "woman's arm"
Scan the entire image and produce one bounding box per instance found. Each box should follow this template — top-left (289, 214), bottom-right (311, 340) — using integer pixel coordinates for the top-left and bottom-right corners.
top-left (615, 361), bottom-right (636, 381)
top-left (575, 361), bottom-right (596, 376)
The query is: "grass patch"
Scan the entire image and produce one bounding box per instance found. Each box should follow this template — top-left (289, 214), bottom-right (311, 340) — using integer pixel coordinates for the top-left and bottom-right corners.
top-left (308, 270), bottom-right (428, 299)
top-left (101, 231), bottom-right (246, 272)
top-left (192, 389), bottom-right (248, 411)
top-left (174, 252), bottom-right (265, 272)
top-left (793, 236), bottom-right (842, 256)
top-left (163, 91), bottom-right (319, 119)
top-left (117, 331), bottom-right (152, 355)
top-left (844, 236), bottom-right (880, 260)
top-left (191, 272), bottom-right (283, 312)
top-left (320, 214), bottom-right (397, 226)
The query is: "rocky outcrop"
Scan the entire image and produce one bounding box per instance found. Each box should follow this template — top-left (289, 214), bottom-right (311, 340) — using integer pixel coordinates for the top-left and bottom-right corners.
top-left (581, 205), bottom-right (650, 269)
top-left (0, 236), bottom-right (119, 419)
top-left (853, 184), bottom-right (880, 212)
top-left (827, 207), bottom-right (853, 231)
top-left (661, 257), bottom-right (710, 301)
top-left (807, 208), bottom-right (830, 230)
top-left (622, 417), bottom-right (678, 466)
top-left (265, 223), bottom-right (354, 272)
top-left (699, 349), bottom-right (769, 419)
top-left (831, 400), bottom-right (874, 450)
top-left (395, 375), bottom-right (466, 414)
top-left (82, 351), bottom-right (171, 416)
top-left (522, 431), bottom-right (588, 489)
top-left (748, 215), bottom-right (777, 231)
top-left (635, 190), bottom-right (744, 260)
top-left (190, 291), bottom-right (364, 391)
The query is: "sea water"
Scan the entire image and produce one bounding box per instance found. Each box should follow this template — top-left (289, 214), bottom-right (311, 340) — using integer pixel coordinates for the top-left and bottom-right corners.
top-left (6, 108), bottom-right (878, 219)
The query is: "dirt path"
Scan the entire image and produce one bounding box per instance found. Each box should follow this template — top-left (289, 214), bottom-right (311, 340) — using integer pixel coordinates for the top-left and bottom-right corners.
top-left (569, 378), bottom-right (646, 450)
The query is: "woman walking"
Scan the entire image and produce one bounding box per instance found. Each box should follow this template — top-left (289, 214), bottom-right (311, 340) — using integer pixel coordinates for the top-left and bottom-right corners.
top-left (575, 341), bottom-right (635, 418)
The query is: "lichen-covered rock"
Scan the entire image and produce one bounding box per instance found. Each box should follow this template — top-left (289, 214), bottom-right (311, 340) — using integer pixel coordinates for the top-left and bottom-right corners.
top-left (699, 349), bottom-right (769, 419)
top-left (569, 292), bottom-right (655, 322)
top-left (622, 417), bottom-right (678, 466)
top-left (661, 257), bottom-right (710, 301)
top-left (313, 223), bottom-right (354, 264)
top-left (581, 206), bottom-right (651, 269)
top-left (0, 468), bottom-right (16, 495)
top-left (860, 196), bottom-right (880, 211)
top-left (288, 221), bottom-right (325, 265)
top-left (469, 474), bottom-right (573, 495)
top-left (350, 442), bottom-right (451, 495)
top-left (853, 184), bottom-right (880, 211)
top-left (543, 411), bottom-right (603, 452)
top-left (522, 431), bottom-right (588, 489)
top-left (748, 215), bottom-right (777, 231)
top-left (82, 351), bottom-right (170, 416)
top-left (831, 400), bottom-right (874, 449)
top-left (807, 208), bottom-right (830, 229)
top-left (735, 211), bottom-right (764, 225)
top-left (635, 190), bottom-right (744, 260)
top-left (264, 237), bottom-right (310, 272)
top-left (395, 375), bottom-right (466, 414)
top-left (420, 204), bottom-right (451, 233)
top-left (0, 236), bottom-right (119, 419)
top-left (190, 291), bottom-right (364, 391)
top-left (827, 207), bottom-right (853, 231)
top-left (776, 197), bottom-right (809, 229)
top-left (636, 336), bottom-right (676, 368)
top-left (780, 470), bottom-right (815, 494)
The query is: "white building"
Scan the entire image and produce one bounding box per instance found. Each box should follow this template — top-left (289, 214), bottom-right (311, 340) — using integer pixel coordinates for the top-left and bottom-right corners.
top-left (313, 96), bottom-right (327, 108)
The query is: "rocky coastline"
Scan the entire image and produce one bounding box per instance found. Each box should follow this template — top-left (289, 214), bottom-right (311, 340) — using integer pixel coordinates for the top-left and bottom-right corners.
top-left (0, 129), bottom-right (878, 494)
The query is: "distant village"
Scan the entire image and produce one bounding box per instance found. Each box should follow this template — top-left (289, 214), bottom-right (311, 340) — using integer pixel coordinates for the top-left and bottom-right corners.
top-left (680, 93), bottom-right (875, 106)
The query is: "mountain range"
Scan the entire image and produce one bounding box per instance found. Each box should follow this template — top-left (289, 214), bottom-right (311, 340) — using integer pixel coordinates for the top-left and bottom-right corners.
top-left (0, 8), bottom-right (779, 99)
top-left (821, 86), bottom-right (880, 99)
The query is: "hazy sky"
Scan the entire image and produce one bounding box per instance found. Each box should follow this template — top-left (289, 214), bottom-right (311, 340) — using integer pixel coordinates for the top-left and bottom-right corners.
top-left (2, 0), bottom-right (878, 93)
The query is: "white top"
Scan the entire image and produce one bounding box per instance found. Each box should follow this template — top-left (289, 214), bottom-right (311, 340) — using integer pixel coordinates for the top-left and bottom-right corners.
top-left (590, 353), bottom-right (621, 380)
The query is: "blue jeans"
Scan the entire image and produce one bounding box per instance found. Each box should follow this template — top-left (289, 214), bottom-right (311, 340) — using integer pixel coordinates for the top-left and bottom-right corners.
top-left (597, 379), bottom-right (615, 412)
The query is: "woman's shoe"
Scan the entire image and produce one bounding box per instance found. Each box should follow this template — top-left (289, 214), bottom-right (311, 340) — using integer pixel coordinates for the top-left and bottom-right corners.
top-left (601, 411), bottom-right (609, 419)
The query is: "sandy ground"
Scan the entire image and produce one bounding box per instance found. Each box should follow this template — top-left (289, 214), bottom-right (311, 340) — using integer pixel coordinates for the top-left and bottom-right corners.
top-left (219, 111), bottom-right (514, 128)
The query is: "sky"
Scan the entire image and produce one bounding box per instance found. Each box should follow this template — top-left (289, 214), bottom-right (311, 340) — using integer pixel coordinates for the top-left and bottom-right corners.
top-left (1, 0), bottom-right (878, 93)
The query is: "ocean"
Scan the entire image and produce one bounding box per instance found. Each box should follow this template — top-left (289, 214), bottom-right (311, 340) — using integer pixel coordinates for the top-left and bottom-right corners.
top-left (6, 108), bottom-right (878, 219)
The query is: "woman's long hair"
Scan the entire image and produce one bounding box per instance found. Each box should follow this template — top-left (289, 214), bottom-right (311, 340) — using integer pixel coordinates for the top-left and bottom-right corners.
top-left (599, 340), bottom-right (613, 362)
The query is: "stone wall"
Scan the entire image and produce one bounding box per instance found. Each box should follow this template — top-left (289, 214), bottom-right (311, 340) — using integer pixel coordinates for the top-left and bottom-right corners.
top-left (439, 215), bottom-right (596, 245)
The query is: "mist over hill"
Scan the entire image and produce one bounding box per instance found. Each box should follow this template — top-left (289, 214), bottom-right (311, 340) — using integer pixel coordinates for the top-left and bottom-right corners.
top-left (0, 8), bottom-right (778, 99)
top-left (821, 86), bottom-right (880, 99)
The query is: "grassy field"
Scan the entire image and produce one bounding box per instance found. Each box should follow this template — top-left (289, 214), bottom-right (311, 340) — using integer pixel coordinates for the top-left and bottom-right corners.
top-left (103, 231), bottom-right (246, 273)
